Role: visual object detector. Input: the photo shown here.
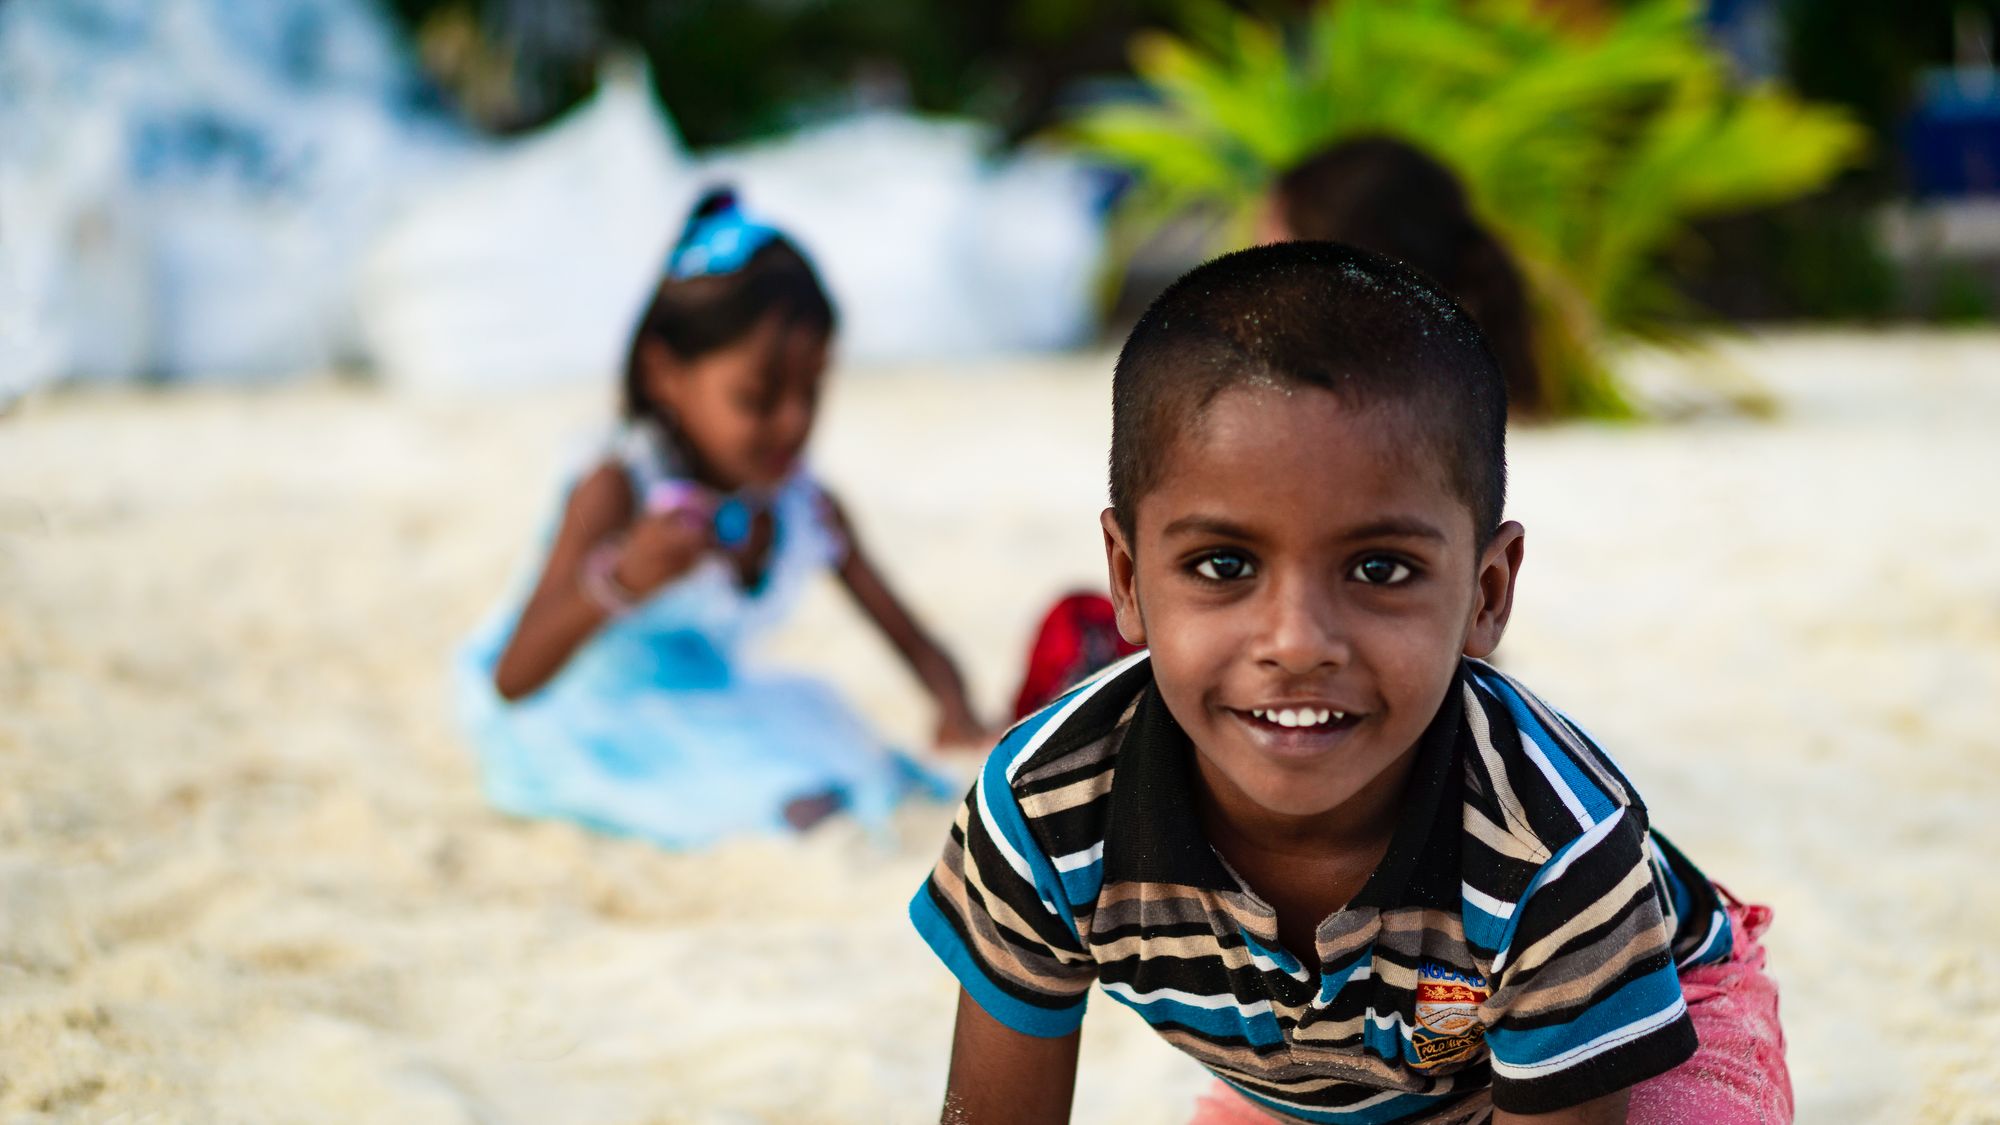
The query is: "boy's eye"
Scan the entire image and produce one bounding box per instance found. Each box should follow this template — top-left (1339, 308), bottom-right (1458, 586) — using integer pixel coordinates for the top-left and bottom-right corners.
top-left (1351, 556), bottom-right (1413, 585)
top-left (1193, 552), bottom-right (1255, 581)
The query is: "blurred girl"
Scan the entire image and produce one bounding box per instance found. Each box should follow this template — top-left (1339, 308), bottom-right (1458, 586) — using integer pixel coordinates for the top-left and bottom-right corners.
top-left (1265, 136), bottom-right (1543, 415)
top-left (457, 189), bottom-right (985, 846)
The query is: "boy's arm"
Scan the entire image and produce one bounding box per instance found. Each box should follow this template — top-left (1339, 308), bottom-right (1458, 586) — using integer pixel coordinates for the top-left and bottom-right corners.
top-left (942, 989), bottom-right (1081, 1125)
top-left (1491, 1091), bottom-right (1628, 1125)
top-left (913, 713), bottom-right (1099, 1121)
top-left (822, 489), bottom-right (986, 747)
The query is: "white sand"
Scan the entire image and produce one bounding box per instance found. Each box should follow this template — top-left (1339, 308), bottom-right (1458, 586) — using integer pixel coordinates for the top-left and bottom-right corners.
top-left (2, 332), bottom-right (1997, 1122)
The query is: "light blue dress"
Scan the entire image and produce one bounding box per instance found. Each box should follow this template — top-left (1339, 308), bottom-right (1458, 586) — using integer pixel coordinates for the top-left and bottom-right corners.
top-left (455, 424), bottom-right (949, 847)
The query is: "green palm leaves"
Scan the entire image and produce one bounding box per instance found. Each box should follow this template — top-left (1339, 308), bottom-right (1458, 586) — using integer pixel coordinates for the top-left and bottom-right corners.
top-left (1065, 0), bottom-right (1866, 416)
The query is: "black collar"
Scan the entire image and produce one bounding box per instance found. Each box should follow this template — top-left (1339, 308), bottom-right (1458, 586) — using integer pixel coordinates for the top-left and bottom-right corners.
top-left (1100, 665), bottom-right (1466, 911)
top-left (1101, 681), bottom-right (1240, 890)
top-left (1353, 678), bottom-right (1463, 911)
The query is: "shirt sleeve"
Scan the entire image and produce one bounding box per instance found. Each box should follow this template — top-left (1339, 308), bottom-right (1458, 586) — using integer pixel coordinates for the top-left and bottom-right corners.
top-left (909, 741), bottom-right (1098, 1038)
top-left (1482, 806), bottom-right (1699, 1114)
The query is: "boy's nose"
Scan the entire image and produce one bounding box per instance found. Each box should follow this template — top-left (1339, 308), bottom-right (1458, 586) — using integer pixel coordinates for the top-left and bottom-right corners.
top-left (1252, 570), bottom-right (1351, 676)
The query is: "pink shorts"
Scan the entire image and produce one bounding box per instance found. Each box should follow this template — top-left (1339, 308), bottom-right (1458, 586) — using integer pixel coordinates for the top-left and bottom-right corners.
top-left (1625, 895), bottom-right (1792, 1123)
top-left (1189, 896), bottom-right (1792, 1124)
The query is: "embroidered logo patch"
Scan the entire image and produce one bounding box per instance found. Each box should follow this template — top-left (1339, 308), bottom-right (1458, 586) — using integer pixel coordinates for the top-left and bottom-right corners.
top-left (1411, 963), bottom-right (1489, 1068)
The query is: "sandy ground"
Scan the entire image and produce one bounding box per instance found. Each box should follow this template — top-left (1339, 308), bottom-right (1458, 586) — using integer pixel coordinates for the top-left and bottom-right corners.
top-left (2, 331), bottom-right (1997, 1123)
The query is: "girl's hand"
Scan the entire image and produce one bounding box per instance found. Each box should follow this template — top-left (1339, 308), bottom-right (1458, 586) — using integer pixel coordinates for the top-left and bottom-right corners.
top-left (611, 507), bottom-right (712, 595)
top-left (934, 708), bottom-right (992, 753)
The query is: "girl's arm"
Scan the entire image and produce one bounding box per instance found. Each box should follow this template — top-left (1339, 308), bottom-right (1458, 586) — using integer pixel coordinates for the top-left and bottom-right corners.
top-left (492, 464), bottom-right (706, 700)
top-left (942, 989), bottom-right (1080, 1124)
top-left (822, 490), bottom-right (986, 748)
top-left (1492, 1091), bottom-right (1630, 1125)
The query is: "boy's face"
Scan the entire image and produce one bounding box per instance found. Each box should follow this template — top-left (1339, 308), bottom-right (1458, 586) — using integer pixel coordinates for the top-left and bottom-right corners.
top-left (1102, 383), bottom-right (1523, 827)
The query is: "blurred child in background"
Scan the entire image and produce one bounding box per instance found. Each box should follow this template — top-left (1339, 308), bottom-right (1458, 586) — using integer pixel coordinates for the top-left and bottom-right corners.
top-left (1265, 136), bottom-right (1543, 417)
top-left (456, 188), bottom-right (986, 847)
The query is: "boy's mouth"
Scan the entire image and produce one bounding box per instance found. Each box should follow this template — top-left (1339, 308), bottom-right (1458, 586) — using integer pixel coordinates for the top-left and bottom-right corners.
top-left (1227, 705), bottom-right (1365, 749)
top-left (1246, 706), bottom-right (1350, 730)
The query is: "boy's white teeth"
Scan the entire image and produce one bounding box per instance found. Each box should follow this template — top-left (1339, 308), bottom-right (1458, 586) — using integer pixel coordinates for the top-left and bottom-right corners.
top-left (1251, 708), bottom-right (1342, 728)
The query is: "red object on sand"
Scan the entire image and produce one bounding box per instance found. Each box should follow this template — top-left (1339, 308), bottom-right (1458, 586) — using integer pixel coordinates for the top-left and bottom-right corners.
top-left (1012, 592), bottom-right (1143, 721)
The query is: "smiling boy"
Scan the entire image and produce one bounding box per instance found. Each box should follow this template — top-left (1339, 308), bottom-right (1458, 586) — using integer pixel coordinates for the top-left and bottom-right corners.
top-left (910, 244), bottom-right (1789, 1124)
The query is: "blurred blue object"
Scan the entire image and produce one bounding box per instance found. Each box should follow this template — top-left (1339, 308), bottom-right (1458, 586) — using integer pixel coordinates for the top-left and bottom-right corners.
top-left (1705, 0), bottom-right (1783, 82)
top-left (130, 112), bottom-right (293, 192)
top-left (1905, 69), bottom-right (2000, 198)
top-left (0, 0), bottom-right (1109, 400)
top-left (713, 498), bottom-right (754, 549)
top-left (362, 64), bottom-right (1109, 390)
top-left (0, 0), bottom-right (467, 395)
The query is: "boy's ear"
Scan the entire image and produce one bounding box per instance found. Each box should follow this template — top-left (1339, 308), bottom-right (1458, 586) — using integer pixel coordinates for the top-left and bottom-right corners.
top-left (1100, 508), bottom-right (1147, 648)
top-left (1463, 521), bottom-right (1525, 659)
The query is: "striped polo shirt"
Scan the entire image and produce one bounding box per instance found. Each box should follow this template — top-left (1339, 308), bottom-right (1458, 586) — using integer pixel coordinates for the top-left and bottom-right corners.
top-left (910, 652), bottom-right (1732, 1123)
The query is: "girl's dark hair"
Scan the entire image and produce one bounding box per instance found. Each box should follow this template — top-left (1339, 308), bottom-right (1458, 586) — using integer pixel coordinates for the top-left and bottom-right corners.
top-left (621, 188), bottom-right (837, 421)
top-left (1273, 138), bottom-right (1541, 415)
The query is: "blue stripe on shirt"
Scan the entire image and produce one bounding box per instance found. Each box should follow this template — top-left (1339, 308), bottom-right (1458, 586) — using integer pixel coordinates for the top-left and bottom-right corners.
top-left (909, 889), bottom-right (1088, 1039)
top-left (1226, 1080), bottom-right (1458, 1125)
top-left (1486, 963), bottom-right (1686, 1067)
top-left (1482, 670), bottom-right (1620, 825)
top-left (976, 723), bottom-right (1082, 942)
top-left (1102, 986), bottom-right (1286, 1047)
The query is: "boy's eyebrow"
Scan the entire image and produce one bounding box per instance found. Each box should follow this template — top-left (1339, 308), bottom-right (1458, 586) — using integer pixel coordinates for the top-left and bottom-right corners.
top-left (1339, 517), bottom-right (1449, 543)
top-left (1159, 514), bottom-right (1258, 540)
top-left (1158, 514), bottom-right (1449, 542)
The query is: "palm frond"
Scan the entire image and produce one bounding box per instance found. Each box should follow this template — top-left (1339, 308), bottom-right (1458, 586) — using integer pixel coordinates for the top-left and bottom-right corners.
top-left (1058, 0), bottom-right (1865, 417)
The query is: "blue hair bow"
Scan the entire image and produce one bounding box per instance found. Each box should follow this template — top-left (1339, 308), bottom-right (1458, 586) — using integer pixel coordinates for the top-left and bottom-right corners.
top-left (667, 193), bottom-right (782, 280)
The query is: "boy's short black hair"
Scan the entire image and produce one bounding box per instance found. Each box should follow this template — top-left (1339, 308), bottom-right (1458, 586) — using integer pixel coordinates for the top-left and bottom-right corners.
top-left (1109, 241), bottom-right (1507, 543)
